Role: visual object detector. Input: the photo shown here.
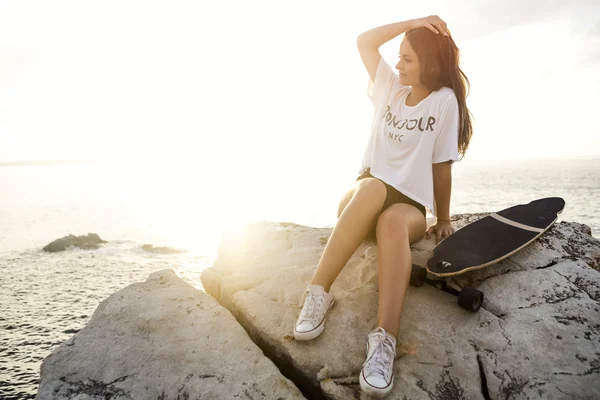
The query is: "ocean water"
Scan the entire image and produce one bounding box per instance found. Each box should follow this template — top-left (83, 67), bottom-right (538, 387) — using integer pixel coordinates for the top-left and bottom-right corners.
top-left (1, 157), bottom-right (599, 398)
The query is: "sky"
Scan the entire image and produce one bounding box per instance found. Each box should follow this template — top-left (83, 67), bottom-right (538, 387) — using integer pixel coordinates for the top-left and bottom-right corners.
top-left (0, 0), bottom-right (599, 180)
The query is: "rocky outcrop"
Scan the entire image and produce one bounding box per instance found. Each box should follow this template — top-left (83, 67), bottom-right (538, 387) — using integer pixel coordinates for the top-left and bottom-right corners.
top-left (42, 233), bottom-right (108, 252)
top-left (141, 244), bottom-right (187, 254)
top-left (201, 216), bottom-right (600, 399)
top-left (36, 269), bottom-right (305, 399)
top-left (41, 235), bottom-right (190, 254)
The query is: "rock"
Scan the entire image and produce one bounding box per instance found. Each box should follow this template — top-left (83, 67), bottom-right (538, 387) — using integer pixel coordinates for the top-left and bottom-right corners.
top-left (141, 244), bottom-right (187, 254)
top-left (42, 233), bottom-right (108, 252)
top-left (201, 216), bottom-right (600, 399)
top-left (36, 269), bottom-right (305, 400)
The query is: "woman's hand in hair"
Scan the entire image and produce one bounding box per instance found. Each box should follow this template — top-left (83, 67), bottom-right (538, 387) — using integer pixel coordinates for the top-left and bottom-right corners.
top-left (410, 15), bottom-right (450, 36)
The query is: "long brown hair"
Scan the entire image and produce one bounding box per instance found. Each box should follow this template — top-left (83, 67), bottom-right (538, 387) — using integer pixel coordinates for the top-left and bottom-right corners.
top-left (405, 27), bottom-right (473, 161)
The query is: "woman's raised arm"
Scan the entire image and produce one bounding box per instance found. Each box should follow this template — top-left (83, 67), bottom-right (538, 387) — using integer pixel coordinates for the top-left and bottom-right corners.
top-left (356, 16), bottom-right (450, 82)
top-left (356, 20), bottom-right (415, 82)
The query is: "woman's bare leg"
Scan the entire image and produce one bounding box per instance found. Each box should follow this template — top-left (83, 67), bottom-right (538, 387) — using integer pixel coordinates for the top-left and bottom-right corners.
top-left (310, 178), bottom-right (387, 292)
top-left (374, 203), bottom-right (427, 337)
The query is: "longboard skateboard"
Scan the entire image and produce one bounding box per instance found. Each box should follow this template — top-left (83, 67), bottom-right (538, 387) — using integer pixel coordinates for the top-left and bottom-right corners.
top-left (410, 197), bottom-right (566, 311)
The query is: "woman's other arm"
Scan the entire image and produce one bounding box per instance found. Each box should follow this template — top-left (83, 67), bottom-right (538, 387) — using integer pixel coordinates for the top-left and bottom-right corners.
top-left (427, 160), bottom-right (454, 243)
top-left (432, 161), bottom-right (452, 222)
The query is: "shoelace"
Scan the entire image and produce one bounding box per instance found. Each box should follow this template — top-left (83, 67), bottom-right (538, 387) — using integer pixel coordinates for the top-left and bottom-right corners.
top-left (363, 329), bottom-right (396, 380)
top-left (297, 288), bottom-right (323, 324)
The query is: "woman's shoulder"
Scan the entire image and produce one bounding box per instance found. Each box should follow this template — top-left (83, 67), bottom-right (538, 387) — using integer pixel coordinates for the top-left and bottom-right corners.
top-left (432, 87), bottom-right (458, 111)
top-left (435, 86), bottom-right (456, 101)
top-left (391, 84), bottom-right (412, 102)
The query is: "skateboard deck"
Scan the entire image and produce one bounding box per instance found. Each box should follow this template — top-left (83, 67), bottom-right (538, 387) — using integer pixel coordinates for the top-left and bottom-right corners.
top-left (411, 197), bottom-right (565, 311)
top-left (427, 196), bottom-right (565, 277)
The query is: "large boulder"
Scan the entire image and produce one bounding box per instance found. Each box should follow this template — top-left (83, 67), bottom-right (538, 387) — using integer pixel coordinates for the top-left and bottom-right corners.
top-left (42, 233), bottom-right (108, 252)
top-left (201, 216), bottom-right (600, 399)
top-left (36, 269), bottom-right (305, 399)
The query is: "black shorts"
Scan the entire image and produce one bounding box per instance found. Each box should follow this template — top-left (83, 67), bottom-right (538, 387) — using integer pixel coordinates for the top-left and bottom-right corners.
top-left (356, 168), bottom-right (426, 236)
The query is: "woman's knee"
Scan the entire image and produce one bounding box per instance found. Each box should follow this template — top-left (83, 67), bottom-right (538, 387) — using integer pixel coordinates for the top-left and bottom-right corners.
top-left (337, 178), bottom-right (386, 219)
top-left (354, 178), bottom-right (387, 204)
top-left (376, 204), bottom-right (427, 244)
top-left (376, 211), bottom-right (410, 236)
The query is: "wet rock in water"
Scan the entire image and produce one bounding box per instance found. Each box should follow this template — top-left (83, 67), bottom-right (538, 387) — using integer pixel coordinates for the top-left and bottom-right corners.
top-left (201, 216), bottom-right (600, 399)
top-left (36, 269), bottom-right (305, 399)
top-left (141, 244), bottom-right (187, 254)
top-left (42, 233), bottom-right (108, 252)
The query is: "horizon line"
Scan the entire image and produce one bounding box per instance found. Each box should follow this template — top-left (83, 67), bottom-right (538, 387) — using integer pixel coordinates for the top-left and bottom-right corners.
top-left (2, 155), bottom-right (600, 167)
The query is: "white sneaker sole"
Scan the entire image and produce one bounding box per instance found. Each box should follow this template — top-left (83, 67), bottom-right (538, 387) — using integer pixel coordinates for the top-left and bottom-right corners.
top-left (359, 372), bottom-right (393, 398)
top-left (293, 298), bottom-right (335, 341)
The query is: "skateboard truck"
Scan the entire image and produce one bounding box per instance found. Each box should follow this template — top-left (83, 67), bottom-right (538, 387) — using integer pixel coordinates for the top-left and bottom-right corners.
top-left (410, 264), bottom-right (484, 312)
top-left (438, 260), bottom-right (452, 269)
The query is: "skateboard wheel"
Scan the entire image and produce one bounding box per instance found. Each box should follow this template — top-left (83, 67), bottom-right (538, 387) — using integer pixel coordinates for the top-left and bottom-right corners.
top-left (409, 264), bottom-right (427, 287)
top-left (458, 287), bottom-right (484, 312)
top-left (437, 260), bottom-right (452, 270)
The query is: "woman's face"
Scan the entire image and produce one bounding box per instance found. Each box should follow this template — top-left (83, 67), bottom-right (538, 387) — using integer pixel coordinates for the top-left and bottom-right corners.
top-left (396, 38), bottom-right (421, 86)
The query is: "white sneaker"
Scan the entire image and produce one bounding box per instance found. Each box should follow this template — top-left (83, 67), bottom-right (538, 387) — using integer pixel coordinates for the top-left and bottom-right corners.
top-left (359, 327), bottom-right (397, 398)
top-left (293, 284), bottom-right (335, 341)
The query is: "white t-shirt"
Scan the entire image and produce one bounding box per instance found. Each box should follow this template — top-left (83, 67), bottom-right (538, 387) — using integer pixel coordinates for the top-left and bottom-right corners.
top-left (359, 56), bottom-right (460, 218)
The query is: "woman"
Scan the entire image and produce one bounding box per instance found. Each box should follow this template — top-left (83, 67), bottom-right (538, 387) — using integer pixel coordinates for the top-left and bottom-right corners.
top-left (293, 15), bottom-right (473, 398)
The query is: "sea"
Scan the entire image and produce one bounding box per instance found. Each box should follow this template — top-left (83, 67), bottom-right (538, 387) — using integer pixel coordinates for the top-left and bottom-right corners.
top-left (1, 157), bottom-right (599, 399)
